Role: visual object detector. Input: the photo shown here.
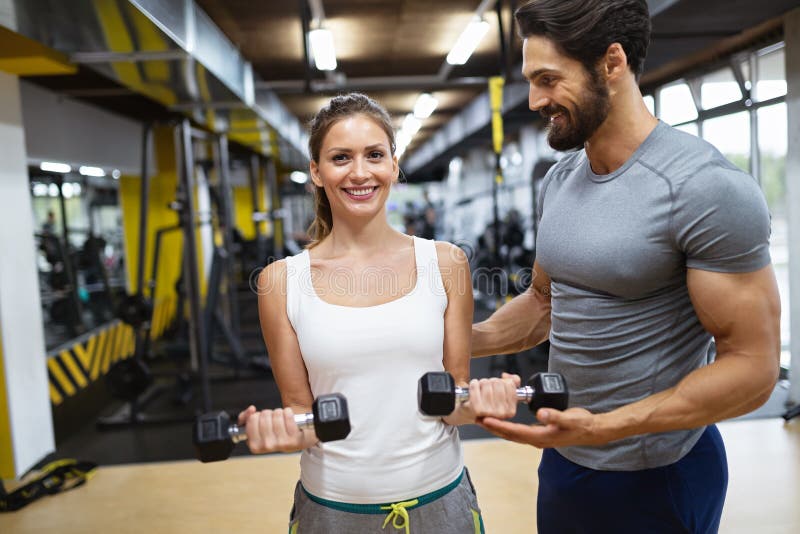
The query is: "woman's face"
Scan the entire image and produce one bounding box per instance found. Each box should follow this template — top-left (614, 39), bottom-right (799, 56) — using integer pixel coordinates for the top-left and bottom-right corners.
top-left (310, 114), bottom-right (398, 222)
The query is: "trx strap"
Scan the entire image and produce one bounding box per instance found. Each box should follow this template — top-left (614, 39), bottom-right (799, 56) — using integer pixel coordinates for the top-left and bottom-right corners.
top-left (0, 459), bottom-right (97, 512)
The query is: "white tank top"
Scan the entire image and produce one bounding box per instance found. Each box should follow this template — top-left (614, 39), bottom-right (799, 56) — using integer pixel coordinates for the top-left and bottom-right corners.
top-left (285, 236), bottom-right (463, 503)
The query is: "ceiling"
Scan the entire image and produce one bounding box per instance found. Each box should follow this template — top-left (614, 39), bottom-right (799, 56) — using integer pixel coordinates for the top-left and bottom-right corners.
top-left (18, 0), bottom-right (800, 181)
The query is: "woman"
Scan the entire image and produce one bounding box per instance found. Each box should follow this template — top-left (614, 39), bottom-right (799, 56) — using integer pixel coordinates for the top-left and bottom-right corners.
top-left (242, 93), bottom-right (517, 533)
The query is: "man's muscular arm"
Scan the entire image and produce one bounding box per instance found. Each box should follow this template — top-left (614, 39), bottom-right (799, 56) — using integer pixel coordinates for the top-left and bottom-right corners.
top-left (472, 261), bottom-right (552, 357)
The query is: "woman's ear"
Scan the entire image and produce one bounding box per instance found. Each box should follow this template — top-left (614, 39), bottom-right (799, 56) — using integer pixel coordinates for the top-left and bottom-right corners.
top-left (310, 160), bottom-right (323, 187)
top-left (392, 154), bottom-right (400, 184)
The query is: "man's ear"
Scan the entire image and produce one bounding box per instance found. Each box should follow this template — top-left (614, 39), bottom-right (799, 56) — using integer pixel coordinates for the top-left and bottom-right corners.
top-left (310, 160), bottom-right (323, 187)
top-left (603, 42), bottom-right (629, 81)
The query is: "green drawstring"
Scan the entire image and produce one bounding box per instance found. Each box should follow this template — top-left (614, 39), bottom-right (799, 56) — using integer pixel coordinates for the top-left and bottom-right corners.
top-left (380, 499), bottom-right (420, 534)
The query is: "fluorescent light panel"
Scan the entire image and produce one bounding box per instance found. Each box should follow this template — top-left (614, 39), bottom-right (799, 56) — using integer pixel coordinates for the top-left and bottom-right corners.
top-left (402, 114), bottom-right (422, 136)
top-left (40, 161), bottom-right (71, 173)
top-left (79, 166), bottom-right (105, 177)
top-left (309, 29), bottom-right (337, 71)
top-left (413, 93), bottom-right (438, 119)
top-left (446, 19), bottom-right (489, 65)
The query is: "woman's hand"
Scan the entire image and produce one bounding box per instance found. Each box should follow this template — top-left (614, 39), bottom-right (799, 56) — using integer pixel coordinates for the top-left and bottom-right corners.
top-left (237, 406), bottom-right (311, 454)
top-left (444, 373), bottom-right (521, 425)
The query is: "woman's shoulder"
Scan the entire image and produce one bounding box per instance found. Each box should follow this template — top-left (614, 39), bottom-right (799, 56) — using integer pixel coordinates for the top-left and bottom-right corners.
top-left (256, 258), bottom-right (290, 296)
top-left (433, 241), bottom-right (469, 273)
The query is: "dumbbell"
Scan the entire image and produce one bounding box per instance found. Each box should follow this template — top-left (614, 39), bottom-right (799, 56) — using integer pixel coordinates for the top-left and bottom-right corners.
top-left (193, 393), bottom-right (351, 463)
top-left (418, 372), bottom-right (569, 416)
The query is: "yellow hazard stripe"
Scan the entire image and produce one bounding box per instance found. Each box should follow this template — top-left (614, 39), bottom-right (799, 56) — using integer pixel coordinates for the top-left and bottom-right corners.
top-left (49, 382), bottom-right (64, 406)
top-left (90, 330), bottom-right (108, 380)
top-left (73, 342), bottom-right (92, 373)
top-left (59, 350), bottom-right (88, 389)
top-left (47, 357), bottom-right (75, 397)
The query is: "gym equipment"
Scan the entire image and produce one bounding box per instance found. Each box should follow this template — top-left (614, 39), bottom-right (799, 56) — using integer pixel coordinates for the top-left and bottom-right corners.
top-left (193, 393), bottom-right (351, 463)
top-left (418, 371), bottom-right (569, 417)
top-left (116, 293), bottom-right (153, 329)
top-left (105, 357), bottom-right (153, 401)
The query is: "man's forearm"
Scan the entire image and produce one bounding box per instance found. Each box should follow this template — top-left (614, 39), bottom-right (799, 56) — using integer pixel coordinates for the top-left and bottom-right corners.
top-left (472, 288), bottom-right (551, 357)
top-left (595, 350), bottom-right (779, 443)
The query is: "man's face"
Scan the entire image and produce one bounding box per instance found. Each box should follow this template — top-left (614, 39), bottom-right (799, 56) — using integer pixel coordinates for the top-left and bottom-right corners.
top-left (522, 36), bottom-right (611, 151)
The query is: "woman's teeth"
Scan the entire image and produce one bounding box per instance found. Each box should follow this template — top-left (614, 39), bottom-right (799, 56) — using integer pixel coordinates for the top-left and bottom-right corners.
top-left (346, 187), bottom-right (376, 196)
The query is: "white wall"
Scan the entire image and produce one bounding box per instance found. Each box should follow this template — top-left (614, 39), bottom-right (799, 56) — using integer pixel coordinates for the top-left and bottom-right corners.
top-left (0, 71), bottom-right (54, 476)
top-left (20, 81), bottom-right (149, 175)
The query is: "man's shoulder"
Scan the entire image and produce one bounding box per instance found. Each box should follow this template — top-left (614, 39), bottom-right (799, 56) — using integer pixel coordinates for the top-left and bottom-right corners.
top-left (641, 123), bottom-right (741, 184)
top-left (549, 150), bottom-right (585, 175)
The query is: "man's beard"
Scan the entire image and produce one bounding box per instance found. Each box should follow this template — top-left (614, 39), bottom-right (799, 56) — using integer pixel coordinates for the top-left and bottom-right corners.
top-left (542, 70), bottom-right (610, 151)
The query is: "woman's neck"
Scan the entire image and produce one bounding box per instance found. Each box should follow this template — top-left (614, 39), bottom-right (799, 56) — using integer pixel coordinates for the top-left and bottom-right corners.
top-left (321, 214), bottom-right (403, 259)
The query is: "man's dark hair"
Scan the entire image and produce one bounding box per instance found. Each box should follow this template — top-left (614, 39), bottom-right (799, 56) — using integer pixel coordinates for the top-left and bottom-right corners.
top-left (515, 0), bottom-right (651, 79)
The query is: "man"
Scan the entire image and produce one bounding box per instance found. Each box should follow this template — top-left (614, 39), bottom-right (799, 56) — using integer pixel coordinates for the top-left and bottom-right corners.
top-left (471, 1), bottom-right (781, 532)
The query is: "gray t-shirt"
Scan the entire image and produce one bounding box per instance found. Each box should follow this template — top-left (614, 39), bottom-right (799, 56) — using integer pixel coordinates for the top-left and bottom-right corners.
top-left (536, 120), bottom-right (771, 470)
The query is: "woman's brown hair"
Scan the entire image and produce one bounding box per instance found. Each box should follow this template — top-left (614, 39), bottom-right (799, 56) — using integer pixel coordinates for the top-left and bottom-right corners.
top-left (306, 93), bottom-right (396, 247)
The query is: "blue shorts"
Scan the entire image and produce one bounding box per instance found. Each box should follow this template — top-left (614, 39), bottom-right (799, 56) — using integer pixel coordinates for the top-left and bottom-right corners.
top-left (537, 425), bottom-right (728, 534)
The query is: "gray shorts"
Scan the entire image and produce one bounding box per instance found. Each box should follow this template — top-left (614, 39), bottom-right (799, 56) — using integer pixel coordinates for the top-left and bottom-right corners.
top-left (288, 468), bottom-right (485, 534)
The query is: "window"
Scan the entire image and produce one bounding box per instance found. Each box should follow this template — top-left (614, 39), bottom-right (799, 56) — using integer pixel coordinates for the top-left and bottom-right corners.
top-left (755, 45), bottom-right (787, 101)
top-left (702, 112), bottom-right (750, 172)
top-left (758, 103), bottom-right (790, 366)
top-left (657, 82), bottom-right (698, 125)
top-left (700, 67), bottom-right (742, 109)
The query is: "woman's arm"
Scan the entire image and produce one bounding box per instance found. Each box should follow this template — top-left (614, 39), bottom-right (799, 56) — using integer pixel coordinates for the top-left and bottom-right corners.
top-left (236, 259), bottom-right (319, 453)
top-left (435, 242), bottom-right (517, 426)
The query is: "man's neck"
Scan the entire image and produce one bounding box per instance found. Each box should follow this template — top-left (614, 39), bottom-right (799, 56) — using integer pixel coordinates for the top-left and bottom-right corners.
top-left (584, 92), bottom-right (659, 175)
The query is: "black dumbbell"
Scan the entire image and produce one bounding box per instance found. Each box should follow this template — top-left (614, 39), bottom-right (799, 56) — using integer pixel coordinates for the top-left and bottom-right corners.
top-left (193, 393), bottom-right (351, 463)
top-left (418, 372), bottom-right (569, 416)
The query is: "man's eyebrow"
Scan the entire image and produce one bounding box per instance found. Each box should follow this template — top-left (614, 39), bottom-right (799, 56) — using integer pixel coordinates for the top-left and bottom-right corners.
top-left (524, 68), bottom-right (557, 80)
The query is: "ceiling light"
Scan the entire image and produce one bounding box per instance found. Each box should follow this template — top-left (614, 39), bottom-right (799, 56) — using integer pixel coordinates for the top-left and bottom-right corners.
top-left (112, 169), bottom-right (121, 179)
top-left (290, 171), bottom-right (309, 184)
top-left (79, 166), bottom-right (105, 177)
top-left (62, 182), bottom-right (74, 198)
top-left (446, 18), bottom-right (489, 65)
top-left (48, 183), bottom-right (60, 197)
top-left (40, 161), bottom-right (71, 173)
top-left (413, 93), bottom-right (438, 119)
top-left (309, 28), bottom-right (337, 71)
top-left (402, 114), bottom-right (422, 136)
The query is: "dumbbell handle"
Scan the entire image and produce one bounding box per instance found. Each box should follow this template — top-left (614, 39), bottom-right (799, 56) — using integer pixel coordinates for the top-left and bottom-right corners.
top-left (453, 386), bottom-right (536, 406)
top-left (227, 413), bottom-right (315, 443)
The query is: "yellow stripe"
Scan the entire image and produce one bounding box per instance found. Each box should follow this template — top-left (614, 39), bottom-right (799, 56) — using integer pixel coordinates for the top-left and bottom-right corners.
top-left (122, 326), bottom-right (135, 359)
top-left (73, 342), bottom-right (92, 374)
top-left (151, 300), bottom-right (162, 339)
top-left (103, 325), bottom-right (118, 371)
top-left (100, 326), bottom-right (115, 374)
top-left (112, 324), bottom-right (124, 363)
top-left (92, 0), bottom-right (176, 106)
top-left (124, 2), bottom-right (170, 83)
top-left (60, 350), bottom-right (88, 389)
top-left (91, 330), bottom-right (108, 380)
top-left (49, 383), bottom-right (64, 407)
top-left (113, 324), bottom-right (126, 363)
top-left (47, 357), bottom-right (76, 397)
top-left (0, 327), bottom-right (16, 477)
top-left (472, 509), bottom-right (482, 534)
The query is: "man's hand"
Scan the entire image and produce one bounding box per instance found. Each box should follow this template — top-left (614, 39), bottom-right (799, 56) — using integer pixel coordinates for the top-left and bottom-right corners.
top-left (478, 407), bottom-right (611, 448)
